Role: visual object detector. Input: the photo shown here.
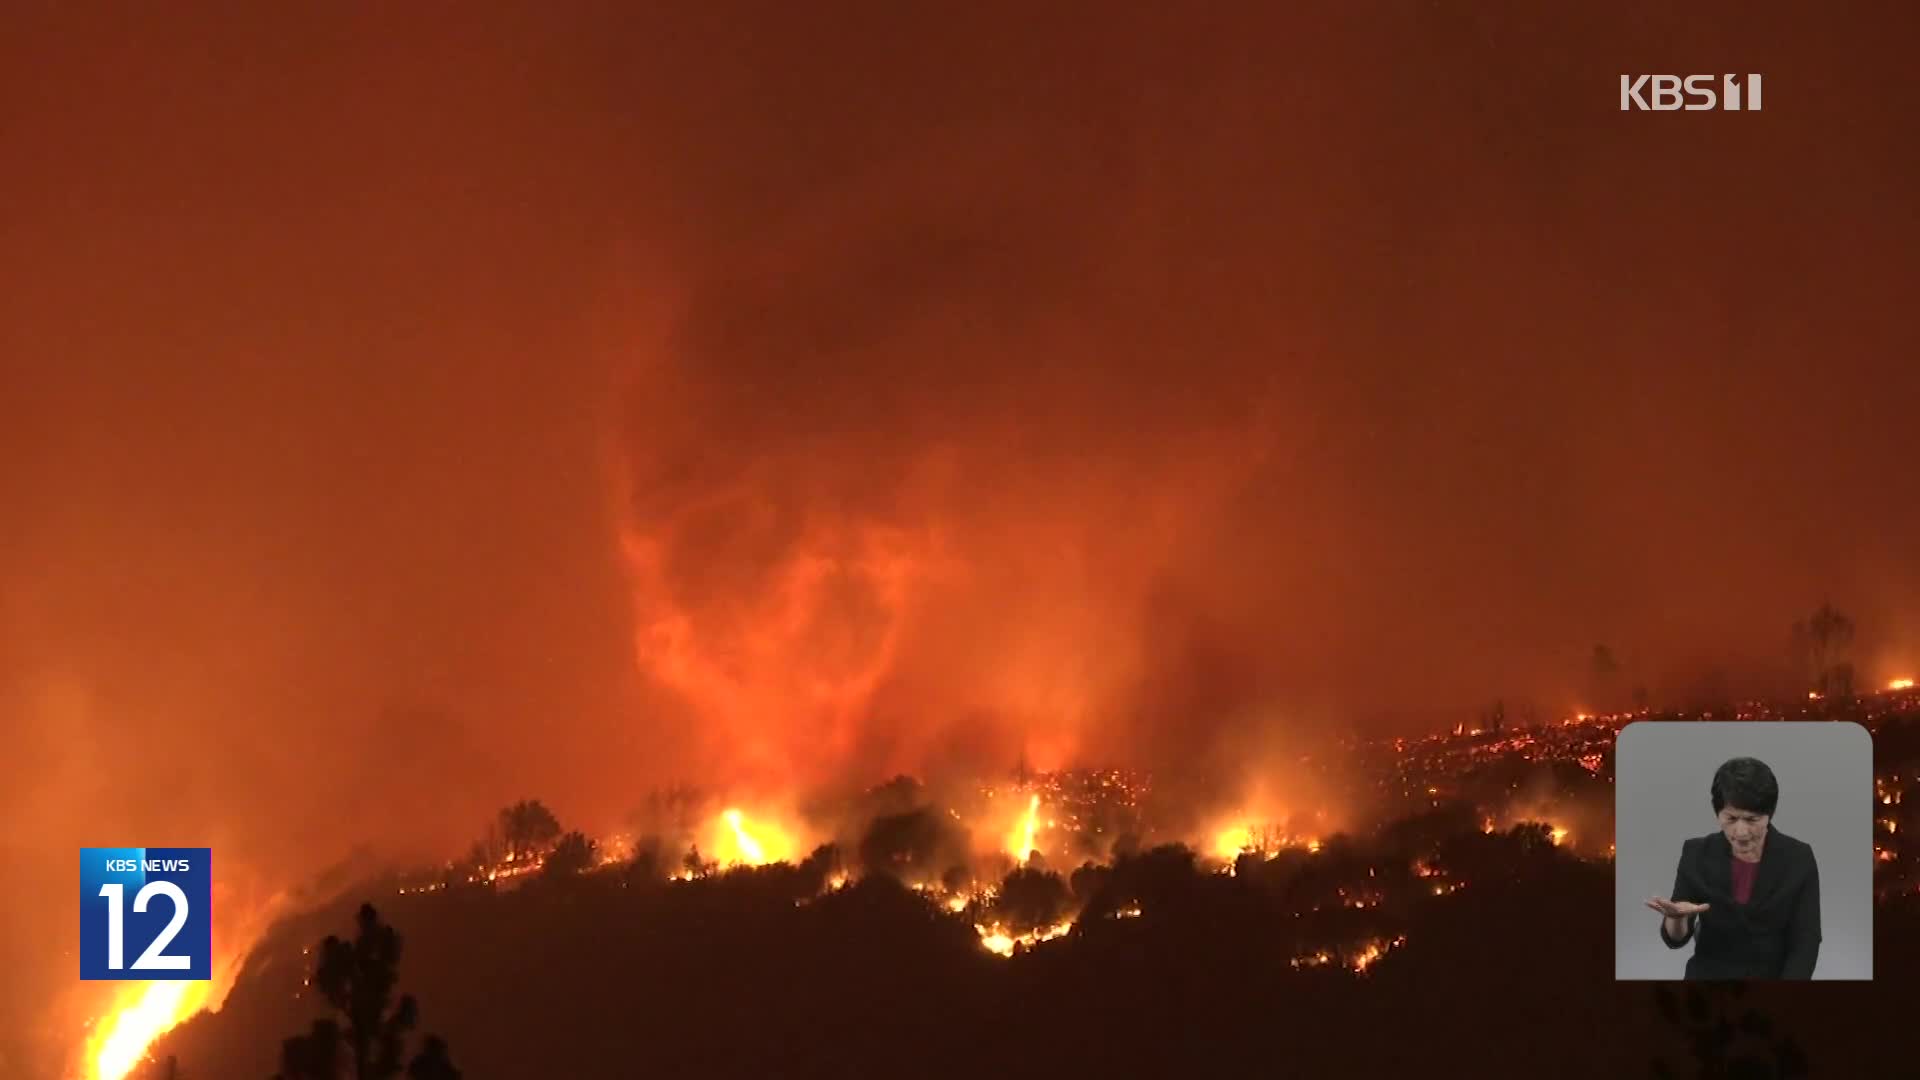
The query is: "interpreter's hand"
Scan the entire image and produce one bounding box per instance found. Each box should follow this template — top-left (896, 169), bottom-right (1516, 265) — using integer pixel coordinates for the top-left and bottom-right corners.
top-left (1645, 896), bottom-right (1710, 918)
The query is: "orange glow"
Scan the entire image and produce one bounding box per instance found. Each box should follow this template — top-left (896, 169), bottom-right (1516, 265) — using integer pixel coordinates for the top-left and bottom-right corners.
top-left (88, 981), bottom-right (211, 1080)
top-left (712, 808), bottom-right (795, 867)
top-left (1890, 678), bottom-right (1915, 691)
top-left (1550, 826), bottom-right (1569, 846)
top-left (1209, 817), bottom-right (1322, 861)
top-left (618, 515), bottom-right (935, 790)
top-left (1291, 935), bottom-right (1407, 974)
top-left (1006, 794), bottom-right (1041, 863)
top-left (975, 917), bottom-right (1073, 957)
top-left (1212, 823), bottom-right (1253, 861)
top-left (79, 889), bottom-right (284, 1080)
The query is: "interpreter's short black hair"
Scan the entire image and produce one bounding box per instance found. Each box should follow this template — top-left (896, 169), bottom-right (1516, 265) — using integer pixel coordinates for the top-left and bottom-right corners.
top-left (1711, 757), bottom-right (1779, 817)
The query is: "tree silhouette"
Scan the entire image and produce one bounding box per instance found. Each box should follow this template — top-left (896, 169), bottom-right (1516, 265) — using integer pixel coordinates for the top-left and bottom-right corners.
top-left (497, 799), bottom-right (562, 861)
top-left (276, 1019), bottom-right (345, 1080)
top-left (993, 866), bottom-right (1073, 935)
top-left (626, 842), bottom-right (662, 885)
top-left (405, 1037), bottom-right (462, 1080)
top-left (275, 903), bottom-right (460, 1080)
top-left (682, 843), bottom-right (716, 879)
top-left (858, 807), bottom-right (964, 881)
top-left (544, 830), bottom-right (597, 877)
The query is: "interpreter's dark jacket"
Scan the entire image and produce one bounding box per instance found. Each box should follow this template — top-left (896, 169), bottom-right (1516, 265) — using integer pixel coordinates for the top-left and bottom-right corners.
top-left (1660, 827), bottom-right (1821, 979)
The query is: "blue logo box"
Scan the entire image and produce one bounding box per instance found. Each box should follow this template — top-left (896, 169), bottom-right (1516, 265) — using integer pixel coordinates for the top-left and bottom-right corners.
top-left (80, 847), bottom-right (211, 981)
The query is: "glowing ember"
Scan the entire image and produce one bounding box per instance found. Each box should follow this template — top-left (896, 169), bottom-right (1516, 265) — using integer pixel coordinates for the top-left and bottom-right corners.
top-left (88, 980), bottom-right (211, 1080)
top-left (1550, 827), bottom-right (1569, 846)
top-left (1006, 794), bottom-right (1041, 863)
top-left (976, 917), bottom-right (1073, 957)
top-left (1290, 935), bottom-right (1407, 974)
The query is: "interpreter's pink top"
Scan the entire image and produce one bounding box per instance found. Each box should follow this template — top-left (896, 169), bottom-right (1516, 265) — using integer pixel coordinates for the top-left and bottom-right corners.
top-left (1731, 854), bottom-right (1759, 903)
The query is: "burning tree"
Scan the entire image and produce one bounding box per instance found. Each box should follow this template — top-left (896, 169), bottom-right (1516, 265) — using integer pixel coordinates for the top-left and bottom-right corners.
top-left (274, 903), bottom-right (460, 1080)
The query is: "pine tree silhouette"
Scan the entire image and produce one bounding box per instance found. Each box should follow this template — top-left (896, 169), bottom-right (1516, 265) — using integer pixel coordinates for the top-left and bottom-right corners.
top-left (274, 903), bottom-right (460, 1080)
top-left (405, 1036), bottom-right (462, 1080)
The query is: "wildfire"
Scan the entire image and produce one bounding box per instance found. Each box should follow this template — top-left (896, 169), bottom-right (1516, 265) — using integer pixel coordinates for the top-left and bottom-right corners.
top-left (723, 809), bottom-right (765, 863)
top-left (79, 888), bottom-right (285, 1080)
top-left (1006, 794), bottom-right (1041, 863)
top-left (1290, 935), bottom-right (1407, 974)
top-left (1891, 678), bottom-right (1916, 692)
top-left (976, 918), bottom-right (1074, 958)
top-left (1213, 824), bottom-right (1253, 861)
top-left (87, 981), bottom-right (212, 1080)
top-left (1211, 820), bottom-right (1322, 861)
top-left (712, 808), bottom-right (794, 867)
top-left (1550, 827), bottom-right (1569, 846)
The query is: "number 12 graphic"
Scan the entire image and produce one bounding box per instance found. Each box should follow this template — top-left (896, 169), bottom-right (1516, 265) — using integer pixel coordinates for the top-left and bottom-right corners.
top-left (80, 848), bottom-right (211, 981)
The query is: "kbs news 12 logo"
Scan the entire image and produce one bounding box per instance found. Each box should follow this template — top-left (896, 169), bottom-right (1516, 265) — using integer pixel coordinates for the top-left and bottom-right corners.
top-left (1620, 74), bottom-right (1763, 111)
top-left (80, 848), bottom-right (212, 980)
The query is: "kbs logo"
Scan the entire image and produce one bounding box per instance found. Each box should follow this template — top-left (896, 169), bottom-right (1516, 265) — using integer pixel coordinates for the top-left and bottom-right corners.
top-left (80, 847), bottom-right (212, 980)
top-left (1620, 74), bottom-right (1763, 111)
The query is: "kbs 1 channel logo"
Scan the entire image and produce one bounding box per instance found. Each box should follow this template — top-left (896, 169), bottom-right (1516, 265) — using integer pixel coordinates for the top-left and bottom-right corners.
top-left (1620, 73), bottom-right (1763, 111)
top-left (80, 848), bottom-right (212, 980)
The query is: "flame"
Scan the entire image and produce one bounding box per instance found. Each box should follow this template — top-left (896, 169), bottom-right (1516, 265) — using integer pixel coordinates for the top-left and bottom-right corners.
top-left (79, 888), bottom-right (287, 1080)
top-left (1212, 824), bottom-right (1253, 861)
top-left (1006, 794), bottom-right (1041, 863)
top-left (87, 981), bottom-right (211, 1080)
top-left (1550, 826), bottom-right (1569, 846)
top-left (1891, 678), bottom-right (1915, 691)
top-left (723, 809), bottom-right (765, 863)
top-left (976, 918), bottom-right (1073, 957)
top-left (1290, 935), bottom-right (1407, 974)
top-left (1212, 820), bottom-right (1321, 861)
top-left (713, 808), bottom-right (793, 867)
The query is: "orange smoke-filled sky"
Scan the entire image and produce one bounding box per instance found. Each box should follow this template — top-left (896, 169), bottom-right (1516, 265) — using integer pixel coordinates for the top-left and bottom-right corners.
top-left (3, 2), bottom-right (1919, 1067)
